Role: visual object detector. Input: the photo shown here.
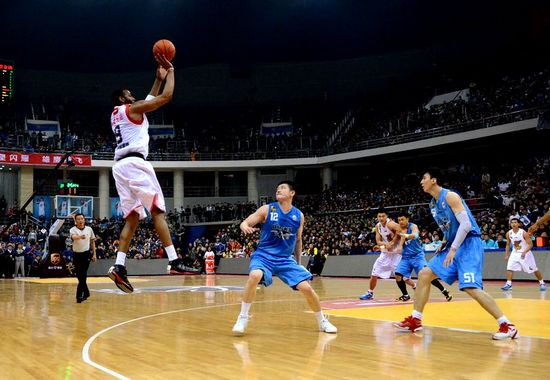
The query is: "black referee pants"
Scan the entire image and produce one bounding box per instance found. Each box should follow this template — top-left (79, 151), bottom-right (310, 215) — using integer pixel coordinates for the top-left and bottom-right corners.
top-left (74, 251), bottom-right (91, 300)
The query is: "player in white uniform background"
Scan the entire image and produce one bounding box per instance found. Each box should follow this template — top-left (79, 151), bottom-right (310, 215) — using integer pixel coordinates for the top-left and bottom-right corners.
top-left (107, 54), bottom-right (188, 293)
top-left (358, 209), bottom-right (415, 300)
top-left (501, 217), bottom-right (546, 291)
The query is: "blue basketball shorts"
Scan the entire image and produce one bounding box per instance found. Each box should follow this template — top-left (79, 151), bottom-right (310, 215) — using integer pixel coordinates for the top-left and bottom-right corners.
top-left (395, 255), bottom-right (428, 279)
top-left (249, 253), bottom-right (313, 290)
top-left (428, 236), bottom-right (484, 290)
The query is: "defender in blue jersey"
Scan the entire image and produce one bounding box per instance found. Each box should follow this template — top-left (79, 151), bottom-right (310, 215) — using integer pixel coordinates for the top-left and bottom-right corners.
top-left (232, 181), bottom-right (337, 335)
top-left (394, 169), bottom-right (518, 340)
top-left (393, 211), bottom-right (452, 302)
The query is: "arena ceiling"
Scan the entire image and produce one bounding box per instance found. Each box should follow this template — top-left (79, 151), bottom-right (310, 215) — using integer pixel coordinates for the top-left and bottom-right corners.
top-left (1, 1), bottom-right (549, 73)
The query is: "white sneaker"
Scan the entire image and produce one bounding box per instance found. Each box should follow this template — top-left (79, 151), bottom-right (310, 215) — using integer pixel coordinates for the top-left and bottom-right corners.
top-left (232, 315), bottom-right (249, 335)
top-left (492, 323), bottom-right (519, 340)
top-left (319, 318), bottom-right (338, 334)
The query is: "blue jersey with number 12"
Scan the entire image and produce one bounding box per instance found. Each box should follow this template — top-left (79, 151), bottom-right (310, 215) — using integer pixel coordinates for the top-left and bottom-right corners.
top-left (256, 202), bottom-right (302, 259)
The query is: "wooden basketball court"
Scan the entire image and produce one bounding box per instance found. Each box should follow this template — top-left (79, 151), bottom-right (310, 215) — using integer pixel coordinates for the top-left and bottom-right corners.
top-left (2, 275), bottom-right (549, 379)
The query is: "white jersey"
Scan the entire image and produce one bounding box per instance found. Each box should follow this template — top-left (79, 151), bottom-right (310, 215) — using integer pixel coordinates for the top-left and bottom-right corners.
top-left (508, 228), bottom-right (530, 254)
top-left (111, 104), bottom-right (150, 160)
top-left (70, 226), bottom-right (96, 253)
top-left (377, 221), bottom-right (395, 244)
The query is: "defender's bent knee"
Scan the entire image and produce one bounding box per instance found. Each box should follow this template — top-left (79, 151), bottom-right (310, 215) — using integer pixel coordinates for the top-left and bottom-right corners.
top-left (248, 270), bottom-right (263, 284)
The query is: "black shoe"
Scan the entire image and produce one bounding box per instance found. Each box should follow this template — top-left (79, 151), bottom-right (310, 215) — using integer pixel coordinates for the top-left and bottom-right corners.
top-left (442, 289), bottom-right (453, 302)
top-left (168, 259), bottom-right (200, 274)
top-left (396, 294), bottom-right (411, 302)
top-left (76, 298), bottom-right (84, 303)
top-left (108, 265), bottom-right (134, 293)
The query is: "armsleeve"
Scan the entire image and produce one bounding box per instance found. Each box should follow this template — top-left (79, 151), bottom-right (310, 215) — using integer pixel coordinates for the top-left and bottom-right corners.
top-left (450, 210), bottom-right (472, 250)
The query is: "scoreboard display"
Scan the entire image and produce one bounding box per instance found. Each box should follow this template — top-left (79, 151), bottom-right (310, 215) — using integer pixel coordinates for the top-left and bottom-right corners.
top-left (0, 59), bottom-right (14, 104)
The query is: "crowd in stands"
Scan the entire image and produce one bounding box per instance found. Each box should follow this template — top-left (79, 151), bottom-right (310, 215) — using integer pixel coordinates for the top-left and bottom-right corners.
top-left (0, 156), bottom-right (548, 278)
top-left (2, 69), bottom-right (549, 159)
top-left (333, 69), bottom-right (550, 150)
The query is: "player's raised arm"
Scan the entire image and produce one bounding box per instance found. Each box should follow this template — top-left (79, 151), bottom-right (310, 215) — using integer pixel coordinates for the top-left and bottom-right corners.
top-left (240, 205), bottom-right (269, 234)
top-left (128, 55), bottom-right (175, 117)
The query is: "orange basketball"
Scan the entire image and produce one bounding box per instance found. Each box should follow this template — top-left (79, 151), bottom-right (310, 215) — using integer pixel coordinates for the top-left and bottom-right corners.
top-left (152, 39), bottom-right (176, 61)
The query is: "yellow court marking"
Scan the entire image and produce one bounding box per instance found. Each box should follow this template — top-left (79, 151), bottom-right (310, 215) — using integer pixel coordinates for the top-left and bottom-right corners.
top-left (324, 298), bottom-right (550, 339)
top-left (17, 277), bottom-right (151, 284)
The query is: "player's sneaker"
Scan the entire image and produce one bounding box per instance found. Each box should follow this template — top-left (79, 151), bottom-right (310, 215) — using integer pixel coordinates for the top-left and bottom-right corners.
top-left (167, 259), bottom-right (199, 274)
top-left (232, 314), bottom-right (249, 335)
top-left (359, 291), bottom-right (374, 300)
top-left (492, 322), bottom-right (519, 340)
top-left (396, 294), bottom-right (411, 302)
top-left (540, 283), bottom-right (547, 291)
top-left (442, 289), bottom-right (453, 302)
top-left (108, 265), bottom-right (134, 293)
top-left (393, 316), bottom-right (423, 332)
top-left (319, 318), bottom-right (338, 333)
top-left (501, 283), bottom-right (512, 291)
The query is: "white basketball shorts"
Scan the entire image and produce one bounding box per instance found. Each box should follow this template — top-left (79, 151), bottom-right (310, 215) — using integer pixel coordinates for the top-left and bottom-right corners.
top-left (372, 251), bottom-right (402, 279)
top-left (506, 251), bottom-right (538, 273)
top-left (112, 157), bottom-right (166, 220)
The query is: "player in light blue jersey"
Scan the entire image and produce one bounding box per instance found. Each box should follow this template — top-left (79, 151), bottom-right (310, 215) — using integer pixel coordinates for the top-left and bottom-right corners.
top-left (232, 181), bottom-right (337, 335)
top-left (394, 211), bottom-right (452, 302)
top-left (394, 169), bottom-right (519, 340)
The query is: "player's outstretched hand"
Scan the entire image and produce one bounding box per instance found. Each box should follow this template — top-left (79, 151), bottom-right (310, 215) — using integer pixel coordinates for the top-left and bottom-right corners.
top-left (155, 54), bottom-right (174, 71)
top-left (240, 225), bottom-right (258, 235)
top-left (527, 224), bottom-right (538, 235)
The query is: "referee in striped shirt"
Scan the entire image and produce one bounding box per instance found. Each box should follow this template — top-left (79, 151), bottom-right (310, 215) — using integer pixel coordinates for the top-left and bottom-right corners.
top-left (70, 213), bottom-right (96, 303)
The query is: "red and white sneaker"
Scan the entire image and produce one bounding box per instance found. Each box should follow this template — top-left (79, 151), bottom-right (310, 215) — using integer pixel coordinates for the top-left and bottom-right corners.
top-left (393, 316), bottom-right (423, 332)
top-left (492, 323), bottom-right (519, 340)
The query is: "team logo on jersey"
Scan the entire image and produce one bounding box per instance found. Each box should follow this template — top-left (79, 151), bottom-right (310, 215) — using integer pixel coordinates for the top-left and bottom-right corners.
top-left (441, 201), bottom-right (447, 208)
top-left (271, 206), bottom-right (276, 212)
top-left (271, 225), bottom-right (293, 240)
top-left (291, 214), bottom-right (297, 221)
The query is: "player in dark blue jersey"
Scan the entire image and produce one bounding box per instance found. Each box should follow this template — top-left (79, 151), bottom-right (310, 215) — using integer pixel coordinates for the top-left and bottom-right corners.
top-left (393, 211), bottom-right (452, 302)
top-left (232, 181), bottom-right (337, 335)
top-left (394, 169), bottom-right (519, 340)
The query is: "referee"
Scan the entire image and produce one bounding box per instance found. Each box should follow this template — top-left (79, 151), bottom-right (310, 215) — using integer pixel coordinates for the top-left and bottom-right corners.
top-left (70, 213), bottom-right (96, 303)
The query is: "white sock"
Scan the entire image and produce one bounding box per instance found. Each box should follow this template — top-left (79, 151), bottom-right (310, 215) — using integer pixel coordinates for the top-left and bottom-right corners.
top-left (240, 302), bottom-right (251, 317)
top-left (412, 310), bottom-right (422, 320)
top-left (115, 252), bottom-right (127, 266)
top-left (165, 245), bottom-right (178, 261)
top-left (368, 289), bottom-right (373, 293)
top-left (540, 280), bottom-right (545, 284)
top-left (497, 316), bottom-right (510, 325)
top-left (506, 280), bottom-right (512, 286)
top-left (314, 311), bottom-right (324, 323)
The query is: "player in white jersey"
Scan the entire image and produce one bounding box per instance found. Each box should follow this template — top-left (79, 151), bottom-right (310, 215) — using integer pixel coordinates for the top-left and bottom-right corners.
top-left (107, 54), bottom-right (189, 293)
top-left (501, 217), bottom-right (546, 291)
top-left (359, 209), bottom-right (415, 300)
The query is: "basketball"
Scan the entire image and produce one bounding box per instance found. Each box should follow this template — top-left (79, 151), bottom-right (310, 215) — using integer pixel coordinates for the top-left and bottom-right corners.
top-left (152, 39), bottom-right (176, 61)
